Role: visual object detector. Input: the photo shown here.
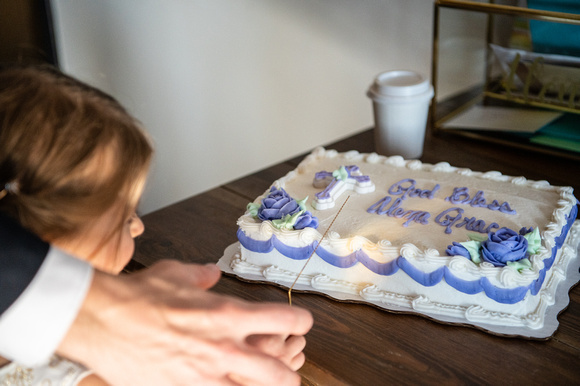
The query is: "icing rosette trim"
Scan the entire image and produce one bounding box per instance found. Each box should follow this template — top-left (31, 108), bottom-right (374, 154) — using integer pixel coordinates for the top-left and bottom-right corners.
top-left (248, 187), bottom-right (319, 230)
top-left (446, 227), bottom-right (541, 271)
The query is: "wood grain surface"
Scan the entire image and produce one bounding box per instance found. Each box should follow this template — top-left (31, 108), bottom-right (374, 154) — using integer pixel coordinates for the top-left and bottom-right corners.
top-left (132, 125), bottom-right (580, 385)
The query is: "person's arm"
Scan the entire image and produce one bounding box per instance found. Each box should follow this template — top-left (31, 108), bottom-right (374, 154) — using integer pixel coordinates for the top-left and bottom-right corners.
top-left (0, 214), bottom-right (48, 314)
top-left (0, 215), bottom-right (93, 366)
top-left (59, 260), bottom-right (313, 386)
top-left (1, 215), bottom-right (313, 384)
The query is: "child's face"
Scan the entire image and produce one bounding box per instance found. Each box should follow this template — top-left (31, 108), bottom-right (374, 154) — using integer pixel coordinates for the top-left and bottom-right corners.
top-left (55, 204), bottom-right (145, 274)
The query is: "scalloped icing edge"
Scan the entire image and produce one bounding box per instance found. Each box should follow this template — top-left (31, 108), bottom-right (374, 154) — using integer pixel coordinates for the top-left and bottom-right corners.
top-left (234, 148), bottom-right (579, 334)
top-left (239, 147), bottom-right (578, 290)
top-left (230, 221), bottom-right (580, 332)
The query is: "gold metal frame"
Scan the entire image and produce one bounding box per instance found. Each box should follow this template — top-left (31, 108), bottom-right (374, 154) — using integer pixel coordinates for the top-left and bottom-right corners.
top-left (431, 0), bottom-right (580, 160)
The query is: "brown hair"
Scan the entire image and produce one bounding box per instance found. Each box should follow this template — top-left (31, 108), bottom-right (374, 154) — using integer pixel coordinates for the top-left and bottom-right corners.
top-left (0, 65), bottom-right (153, 254)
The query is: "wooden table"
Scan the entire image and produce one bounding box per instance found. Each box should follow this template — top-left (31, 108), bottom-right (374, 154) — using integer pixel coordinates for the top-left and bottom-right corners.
top-left (132, 125), bottom-right (580, 385)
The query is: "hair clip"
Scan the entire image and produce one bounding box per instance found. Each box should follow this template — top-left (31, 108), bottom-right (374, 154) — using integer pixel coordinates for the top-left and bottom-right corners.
top-left (5, 181), bottom-right (19, 194)
top-left (0, 182), bottom-right (20, 200)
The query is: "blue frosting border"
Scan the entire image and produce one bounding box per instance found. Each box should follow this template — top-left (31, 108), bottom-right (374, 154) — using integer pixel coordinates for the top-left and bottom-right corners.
top-left (237, 204), bottom-right (578, 305)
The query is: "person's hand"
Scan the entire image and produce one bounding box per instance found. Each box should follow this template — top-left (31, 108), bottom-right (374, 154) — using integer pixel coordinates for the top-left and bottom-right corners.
top-left (57, 260), bottom-right (313, 386)
top-left (246, 334), bottom-right (306, 372)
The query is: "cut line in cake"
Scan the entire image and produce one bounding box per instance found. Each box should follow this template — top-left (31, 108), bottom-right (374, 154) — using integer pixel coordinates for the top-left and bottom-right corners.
top-left (218, 147), bottom-right (580, 338)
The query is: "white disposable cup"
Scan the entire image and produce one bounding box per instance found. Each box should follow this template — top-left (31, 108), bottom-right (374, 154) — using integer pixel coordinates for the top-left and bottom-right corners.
top-left (367, 70), bottom-right (434, 159)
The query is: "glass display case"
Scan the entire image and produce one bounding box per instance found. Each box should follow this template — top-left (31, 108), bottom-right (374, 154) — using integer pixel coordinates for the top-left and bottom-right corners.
top-left (432, 0), bottom-right (580, 159)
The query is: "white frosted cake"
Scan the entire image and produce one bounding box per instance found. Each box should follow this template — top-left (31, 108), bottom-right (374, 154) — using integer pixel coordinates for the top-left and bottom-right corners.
top-left (225, 147), bottom-right (580, 337)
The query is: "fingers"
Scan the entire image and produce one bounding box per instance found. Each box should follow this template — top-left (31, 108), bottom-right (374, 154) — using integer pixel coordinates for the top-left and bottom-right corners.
top-left (148, 260), bottom-right (221, 290)
top-left (246, 334), bottom-right (287, 356)
top-left (187, 291), bottom-right (313, 344)
top-left (223, 348), bottom-right (302, 386)
top-left (187, 336), bottom-right (301, 386)
top-left (72, 260), bottom-right (308, 386)
top-left (246, 334), bottom-right (307, 371)
top-left (229, 302), bottom-right (314, 338)
top-left (281, 336), bottom-right (307, 371)
top-left (191, 263), bottom-right (221, 289)
top-left (143, 261), bottom-right (312, 337)
top-left (134, 260), bottom-right (310, 384)
top-left (136, 261), bottom-right (313, 341)
top-left (289, 352), bottom-right (306, 371)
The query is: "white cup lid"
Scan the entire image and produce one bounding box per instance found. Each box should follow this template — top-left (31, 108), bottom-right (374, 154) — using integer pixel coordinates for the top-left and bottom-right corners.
top-left (369, 70), bottom-right (431, 97)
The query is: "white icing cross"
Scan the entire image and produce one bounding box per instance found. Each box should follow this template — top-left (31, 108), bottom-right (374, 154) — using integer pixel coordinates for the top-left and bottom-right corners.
top-left (312, 165), bottom-right (375, 210)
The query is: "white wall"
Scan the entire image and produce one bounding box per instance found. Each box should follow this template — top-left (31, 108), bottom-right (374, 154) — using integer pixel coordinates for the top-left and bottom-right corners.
top-left (51, 0), bottom-right (434, 214)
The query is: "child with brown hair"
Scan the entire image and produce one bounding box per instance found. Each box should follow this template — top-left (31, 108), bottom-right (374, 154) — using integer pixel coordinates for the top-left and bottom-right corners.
top-left (0, 65), bottom-right (308, 385)
top-left (0, 64), bottom-right (152, 384)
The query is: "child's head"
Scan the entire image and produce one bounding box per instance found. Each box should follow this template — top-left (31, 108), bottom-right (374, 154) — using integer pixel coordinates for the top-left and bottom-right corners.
top-left (0, 65), bottom-right (153, 273)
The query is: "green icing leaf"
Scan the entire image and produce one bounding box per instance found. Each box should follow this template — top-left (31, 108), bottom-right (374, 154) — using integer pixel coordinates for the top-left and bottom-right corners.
top-left (332, 166), bottom-right (348, 181)
top-left (296, 197), bottom-right (309, 211)
top-left (507, 258), bottom-right (532, 272)
top-left (523, 227), bottom-right (541, 255)
top-left (460, 240), bottom-right (483, 264)
top-left (272, 210), bottom-right (304, 230)
top-left (467, 233), bottom-right (488, 242)
top-left (247, 202), bottom-right (260, 217)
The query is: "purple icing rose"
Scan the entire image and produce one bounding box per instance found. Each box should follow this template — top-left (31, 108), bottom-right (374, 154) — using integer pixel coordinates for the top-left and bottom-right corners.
top-left (294, 211), bottom-right (319, 230)
top-left (481, 227), bottom-right (528, 267)
top-left (257, 187), bottom-right (301, 221)
top-left (446, 242), bottom-right (471, 259)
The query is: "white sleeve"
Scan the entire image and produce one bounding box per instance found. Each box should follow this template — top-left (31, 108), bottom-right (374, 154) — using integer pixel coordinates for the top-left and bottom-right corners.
top-left (0, 247), bottom-right (93, 366)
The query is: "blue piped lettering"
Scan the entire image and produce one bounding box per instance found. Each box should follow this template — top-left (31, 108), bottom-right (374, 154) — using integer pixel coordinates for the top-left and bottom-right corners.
top-left (446, 187), bottom-right (516, 214)
top-left (367, 196), bottom-right (430, 227)
top-left (435, 207), bottom-right (464, 234)
top-left (388, 179), bottom-right (440, 201)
